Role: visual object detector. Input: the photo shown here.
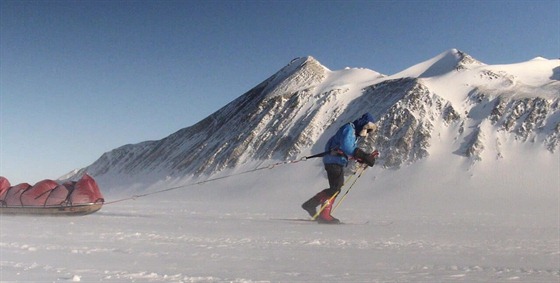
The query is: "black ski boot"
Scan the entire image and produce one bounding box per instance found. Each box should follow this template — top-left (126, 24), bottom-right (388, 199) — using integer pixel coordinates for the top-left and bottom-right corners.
top-left (301, 198), bottom-right (318, 217)
top-left (317, 216), bottom-right (340, 224)
top-left (301, 192), bottom-right (326, 218)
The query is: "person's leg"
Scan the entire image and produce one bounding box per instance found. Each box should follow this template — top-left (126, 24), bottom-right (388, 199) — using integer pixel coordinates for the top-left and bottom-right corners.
top-left (324, 164), bottom-right (344, 196)
top-left (301, 164), bottom-right (344, 218)
top-left (318, 164), bottom-right (344, 223)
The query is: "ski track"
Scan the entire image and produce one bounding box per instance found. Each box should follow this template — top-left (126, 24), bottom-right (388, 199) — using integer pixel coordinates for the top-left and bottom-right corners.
top-left (1, 199), bottom-right (558, 283)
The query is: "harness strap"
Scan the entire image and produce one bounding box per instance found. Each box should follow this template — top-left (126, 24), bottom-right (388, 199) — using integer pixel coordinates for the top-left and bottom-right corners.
top-left (302, 151), bottom-right (330, 160)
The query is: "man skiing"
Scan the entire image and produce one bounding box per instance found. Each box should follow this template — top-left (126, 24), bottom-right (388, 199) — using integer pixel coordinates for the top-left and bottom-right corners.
top-left (301, 112), bottom-right (379, 224)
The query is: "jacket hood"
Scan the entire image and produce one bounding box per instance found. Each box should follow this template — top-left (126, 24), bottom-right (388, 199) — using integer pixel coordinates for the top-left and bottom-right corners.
top-left (352, 113), bottom-right (376, 134)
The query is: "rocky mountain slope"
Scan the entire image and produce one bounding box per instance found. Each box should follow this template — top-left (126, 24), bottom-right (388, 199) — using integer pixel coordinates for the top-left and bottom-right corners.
top-left (67, 49), bottom-right (560, 189)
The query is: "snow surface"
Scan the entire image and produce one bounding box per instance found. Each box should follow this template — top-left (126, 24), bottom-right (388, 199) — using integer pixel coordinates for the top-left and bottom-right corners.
top-left (1, 141), bottom-right (558, 282)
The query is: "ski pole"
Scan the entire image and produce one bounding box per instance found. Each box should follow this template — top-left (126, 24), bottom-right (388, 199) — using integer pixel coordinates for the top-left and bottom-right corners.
top-left (332, 164), bottom-right (367, 213)
top-left (332, 150), bottom-right (379, 212)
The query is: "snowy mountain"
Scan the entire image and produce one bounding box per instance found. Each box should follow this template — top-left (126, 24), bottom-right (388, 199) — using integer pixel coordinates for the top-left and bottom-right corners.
top-left (67, 49), bottom-right (560, 191)
top-left (9, 49), bottom-right (557, 283)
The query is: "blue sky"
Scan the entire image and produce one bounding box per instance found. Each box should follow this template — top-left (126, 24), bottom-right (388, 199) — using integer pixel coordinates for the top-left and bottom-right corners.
top-left (1, 0), bottom-right (559, 184)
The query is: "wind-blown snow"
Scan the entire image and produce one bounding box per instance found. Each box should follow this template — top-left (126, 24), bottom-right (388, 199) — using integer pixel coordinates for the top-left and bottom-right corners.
top-left (1, 49), bottom-right (559, 282)
top-left (1, 144), bottom-right (558, 282)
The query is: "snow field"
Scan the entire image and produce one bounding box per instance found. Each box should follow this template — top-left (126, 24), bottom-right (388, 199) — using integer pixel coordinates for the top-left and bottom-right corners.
top-left (1, 199), bottom-right (557, 282)
top-left (2, 146), bottom-right (558, 282)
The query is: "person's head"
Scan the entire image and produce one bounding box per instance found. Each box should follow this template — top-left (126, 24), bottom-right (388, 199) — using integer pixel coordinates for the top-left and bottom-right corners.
top-left (353, 113), bottom-right (377, 137)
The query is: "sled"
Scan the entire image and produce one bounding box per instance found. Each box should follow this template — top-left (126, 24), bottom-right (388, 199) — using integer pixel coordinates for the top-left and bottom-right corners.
top-left (0, 174), bottom-right (104, 216)
top-left (0, 202), bottom-right (103, 216)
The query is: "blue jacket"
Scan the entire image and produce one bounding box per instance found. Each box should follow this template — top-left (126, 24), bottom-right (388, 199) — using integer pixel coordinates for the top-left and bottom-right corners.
top-left (323, 123), bottom-right (357, 166)
top-left (323, 113), bottom-right (376, 166)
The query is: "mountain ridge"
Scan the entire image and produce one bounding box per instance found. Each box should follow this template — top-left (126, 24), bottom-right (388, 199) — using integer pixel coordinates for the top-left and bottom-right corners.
top-left (65, 49), bottom-right (560, 191)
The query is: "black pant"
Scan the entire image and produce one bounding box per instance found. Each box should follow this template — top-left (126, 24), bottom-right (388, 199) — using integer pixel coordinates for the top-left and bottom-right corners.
top-left (324, 164), bottom-right (344, 197)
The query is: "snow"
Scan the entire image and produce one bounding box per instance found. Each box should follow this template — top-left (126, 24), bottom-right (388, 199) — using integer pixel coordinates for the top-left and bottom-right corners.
top-left (478, 60), bottom-right (559, 93)
top-left (1, 141), bottom-right (558, 282)
top-left (390, 49), bottom-right (480, 79)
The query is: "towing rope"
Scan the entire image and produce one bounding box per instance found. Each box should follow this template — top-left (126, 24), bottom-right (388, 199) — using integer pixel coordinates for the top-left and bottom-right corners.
top-left (104, 153), bottom-right (327, 205)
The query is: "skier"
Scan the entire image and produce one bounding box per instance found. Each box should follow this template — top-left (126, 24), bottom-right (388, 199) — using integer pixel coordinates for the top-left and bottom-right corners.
top-left (301, 112), bottom-right (379, 224)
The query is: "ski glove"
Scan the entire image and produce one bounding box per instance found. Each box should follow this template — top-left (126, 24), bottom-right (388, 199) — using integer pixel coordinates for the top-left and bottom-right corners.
top-left (353, 148), bottom-right (376, 167)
